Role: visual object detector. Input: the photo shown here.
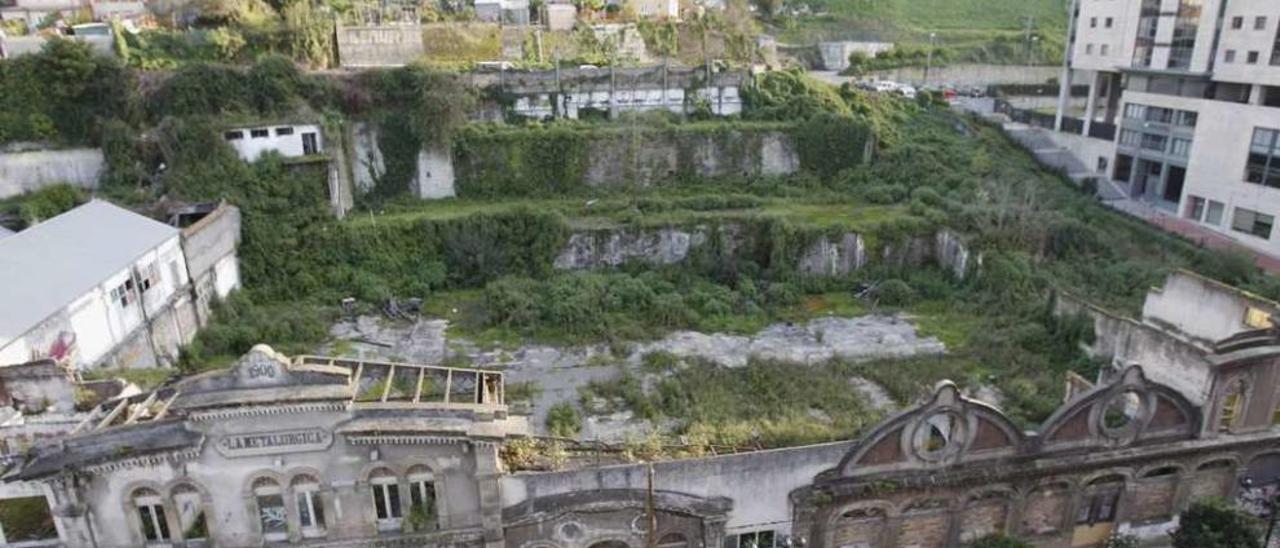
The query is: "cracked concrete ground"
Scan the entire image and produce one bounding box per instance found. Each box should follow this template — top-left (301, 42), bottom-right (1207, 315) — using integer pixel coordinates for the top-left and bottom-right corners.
top-left (323, 313), bottom-right (947, 440)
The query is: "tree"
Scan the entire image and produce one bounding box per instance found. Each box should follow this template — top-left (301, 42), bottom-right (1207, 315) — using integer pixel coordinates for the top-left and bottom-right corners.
top-left (1170, 499), bottom-right (1262, 548)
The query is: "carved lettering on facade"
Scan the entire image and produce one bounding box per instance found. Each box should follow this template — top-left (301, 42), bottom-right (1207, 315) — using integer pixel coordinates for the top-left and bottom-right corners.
top-left (216, 428), bottom-right (333, 457)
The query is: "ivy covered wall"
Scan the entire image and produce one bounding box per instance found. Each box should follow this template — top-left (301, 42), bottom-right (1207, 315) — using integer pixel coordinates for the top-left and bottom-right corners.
top-left (451, 117), bottom-right (873, 197)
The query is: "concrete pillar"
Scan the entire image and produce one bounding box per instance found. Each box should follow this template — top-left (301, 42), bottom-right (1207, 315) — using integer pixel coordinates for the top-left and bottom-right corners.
top-left (1083, 70), bottom-right (1101, 136)
top-left (1104, 73), bottom-right (1121, 125)
top-left (1054, 0), bottom-right (1082, 131)
top-left (1253, 84), bottom-right (1267, 106)
top-left (45, 478), bottom-right (95, 548)
top-left (474, 442), bottom-right (505, 548)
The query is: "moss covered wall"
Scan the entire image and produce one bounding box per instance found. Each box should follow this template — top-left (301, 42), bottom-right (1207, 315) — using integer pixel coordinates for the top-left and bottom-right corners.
top-left (451, 121), bottom-right (872, 197)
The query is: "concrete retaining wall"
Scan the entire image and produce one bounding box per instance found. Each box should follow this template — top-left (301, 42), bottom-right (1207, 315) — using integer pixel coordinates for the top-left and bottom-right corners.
top-left (0, 147), bottom-right (103, 199)
top-left (335, 23), bottom-right (425, 68)
top-left (554, 227), bottom-right (972, 280)
top-left (865, 64), bottom-right (1060, 87)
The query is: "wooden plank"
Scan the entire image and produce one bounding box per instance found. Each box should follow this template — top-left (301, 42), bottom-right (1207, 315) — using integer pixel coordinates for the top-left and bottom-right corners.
top-left (381, 365), bottom-right (395, 402)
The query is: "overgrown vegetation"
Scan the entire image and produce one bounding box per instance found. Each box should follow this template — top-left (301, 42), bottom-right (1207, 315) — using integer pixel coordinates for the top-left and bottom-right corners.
top-left (10, 54), bottom-right (1280, 454)
top-left (1170, 499), bottom-right (1263, 548)
top-left (774, 0), bottom-right (1066, 66)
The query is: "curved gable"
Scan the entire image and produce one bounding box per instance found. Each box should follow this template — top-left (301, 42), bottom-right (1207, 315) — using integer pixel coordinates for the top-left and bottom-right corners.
top-left (835, 382), bottom-right (1024, 478)
top-left (1038, 366), bottom-right (1199, 453)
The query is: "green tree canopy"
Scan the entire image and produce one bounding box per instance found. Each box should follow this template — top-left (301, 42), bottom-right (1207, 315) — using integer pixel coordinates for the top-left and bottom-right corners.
top-left (1171, 499), bottom-right (1263, 548)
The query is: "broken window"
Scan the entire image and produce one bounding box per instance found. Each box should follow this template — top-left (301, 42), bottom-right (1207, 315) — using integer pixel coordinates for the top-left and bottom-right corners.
top-left (110, 279), bottom-right (135, 308)
top-left (724, 530), bottom-right (775, 548)
top-left (250, 128), bottom-right (270, 138)
top-left (1232, 207), bottom-right (1274, 239)
top-left (133, 488), bottom-right (171, 542)
top-left (1220, 378), bottom-right (1249, 431)
top-left (275, 127), bottom-right (295, 136)
top-left (252, 477), bottom-right (288, 542)
top-left (407, 466), bottom-right (437, 531)
top-left (172, 483), bottom-right (207, 543)
top-left (137, 263), bottom-right (159, 293)
top-left (0, 496), bottom-right (58, 543)
top-left (292, 475), bottom-right (326, 537)
top-left (370, 468), bottom-right (402, 530)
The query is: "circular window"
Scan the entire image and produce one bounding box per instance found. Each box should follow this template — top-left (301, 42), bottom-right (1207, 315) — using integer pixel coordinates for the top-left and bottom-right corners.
top-left (1101, 389), bottom-right (1143, 436)
top-left (558, 522), bottom-right (583, 540)
top-left (912, 412), bottom-right (964, 460)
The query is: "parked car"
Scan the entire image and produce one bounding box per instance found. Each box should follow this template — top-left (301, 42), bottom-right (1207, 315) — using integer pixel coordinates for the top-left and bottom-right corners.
top-left (897, 85), bottom-right (917, 99)
top-left (872, 80), bottom-right (899, 93)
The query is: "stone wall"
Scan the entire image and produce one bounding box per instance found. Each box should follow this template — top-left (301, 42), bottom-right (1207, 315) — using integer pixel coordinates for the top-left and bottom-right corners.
top-left (179, 203), bottom-right (242, 326)
top-left (502, 441), bottom-right (853, 535)
top-left (335, 23), bottom-right (425, 68)
top-left (1055, 293), bottom-right (1213, 405)
top-left (487, 67), bottom-right (747, 120)
top-left (552, 227), bottom-right (974, 280)
top-left (863, 64), bottom-right (1060, 87)
top-left (454, 128), bottom-right (799, 193)
top-left (1141, 270), bottom-right (1279, 346)
top-left (0, 146), bottom-right (103, 199)
top-left (346, 122), bottom-right (455, 199)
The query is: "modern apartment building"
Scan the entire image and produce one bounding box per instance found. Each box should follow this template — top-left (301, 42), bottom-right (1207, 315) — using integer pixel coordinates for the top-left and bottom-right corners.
top-left (1061, 0), bottom-right (1280, 256)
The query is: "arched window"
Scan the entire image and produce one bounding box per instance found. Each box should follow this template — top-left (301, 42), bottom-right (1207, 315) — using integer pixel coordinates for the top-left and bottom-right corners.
top-left (132, 488), bottom-right (170, 543)
top-left (406, 465), bottom-right (438, 531)
top-left (1220, 379), bottom-right (1248, 431)
top-left (369, 468), bottom-right (402, 531)
top-left (171, 483), bottom-right (207, 543)
top-left (252, 477), bottom-right (288, 542)
top-left (657, 533), bottom-right (689, 548)
top-left (588, 542), bottom-right (631, 548)
top-left (292, 475), bottom-right (326, 538)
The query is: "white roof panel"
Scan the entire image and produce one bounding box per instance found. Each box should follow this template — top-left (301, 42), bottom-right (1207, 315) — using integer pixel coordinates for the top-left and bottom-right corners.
top-left (0, 200), bottom-right (178, 342)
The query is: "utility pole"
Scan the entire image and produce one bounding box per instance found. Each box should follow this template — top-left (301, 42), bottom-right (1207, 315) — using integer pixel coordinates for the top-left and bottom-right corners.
top-left (1024, 15), bottom-right (1035, 64)
top-left (554, 51), bottom-right (562, 119)
top-left (924, 32), bottom-right (936, 87)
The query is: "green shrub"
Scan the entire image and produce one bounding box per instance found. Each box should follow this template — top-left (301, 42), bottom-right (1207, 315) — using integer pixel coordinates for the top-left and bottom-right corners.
top-left (861, 184), bottom-right (907, 204)
top-left (545, 402), bottom-right (582, 438)
top-left (1170, 499), bottom-right (1262, 548)
top-left (969, 534), bottom-right (1033, 548)
top-left (875, 279), bottom-right (914, 306)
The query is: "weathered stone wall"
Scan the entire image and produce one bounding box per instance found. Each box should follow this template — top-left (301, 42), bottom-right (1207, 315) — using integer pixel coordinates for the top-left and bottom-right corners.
top-left (1141, 270), bottom-right (1279, 346)
top-left (180, 204), bottom-right (242, 325)
top-left (0, 146), bottom-right (103, 199)
top-left (454, 128), bottom-right (800, 194)
top-left (1055, 293), bottom-right (1214, 406)
top-left (335, 23), bottom-right (425, 68)
top-left (552, 227), bottom-right (973, 279)
top-left (502, 441), bottom-right (853, 535)
top-left (862, 64), bottom-right (1061, 87)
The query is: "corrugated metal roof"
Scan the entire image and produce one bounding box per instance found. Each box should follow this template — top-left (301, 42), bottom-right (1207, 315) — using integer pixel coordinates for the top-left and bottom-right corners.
top-left (0, 200), bottom-right (179, 344)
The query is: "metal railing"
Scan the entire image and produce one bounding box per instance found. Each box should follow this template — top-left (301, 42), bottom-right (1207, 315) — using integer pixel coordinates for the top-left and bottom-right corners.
top-left (995, 98), bottom-right (1116, 141)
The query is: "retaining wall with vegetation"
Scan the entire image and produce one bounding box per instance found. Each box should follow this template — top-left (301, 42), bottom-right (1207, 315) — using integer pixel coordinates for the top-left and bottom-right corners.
top-left (0, 146), bottom-right (103, 199)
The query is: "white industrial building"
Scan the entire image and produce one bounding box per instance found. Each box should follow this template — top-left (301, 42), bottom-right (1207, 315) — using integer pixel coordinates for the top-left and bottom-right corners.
top-left (1060, 0), bottom-right (1280, 257)
top-left (223, 123), bottom-right (324, 162)
top-left (0, 200), bottom-right (240, 370)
